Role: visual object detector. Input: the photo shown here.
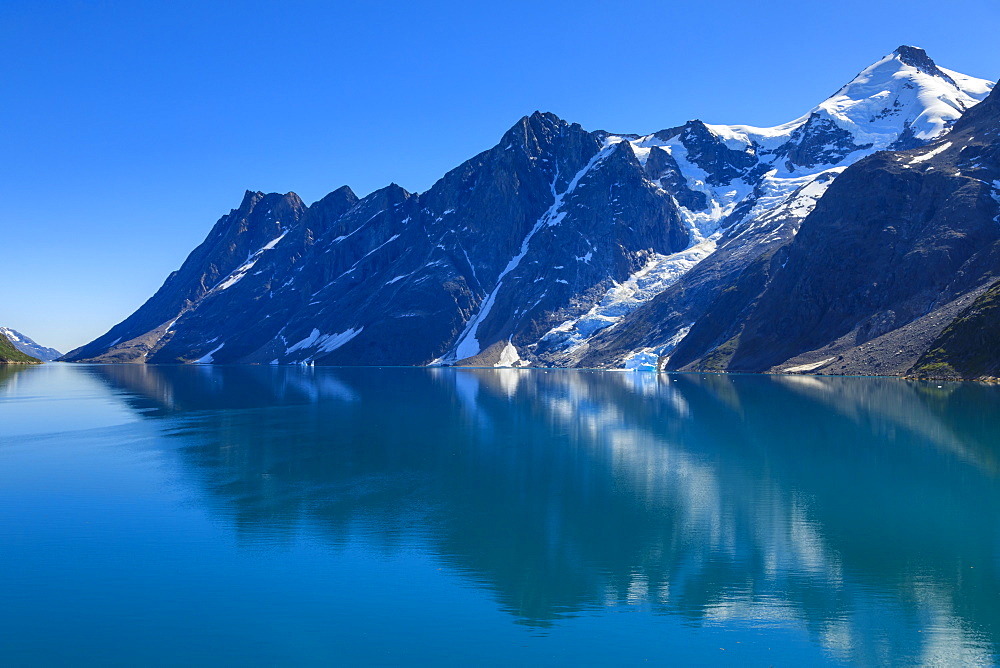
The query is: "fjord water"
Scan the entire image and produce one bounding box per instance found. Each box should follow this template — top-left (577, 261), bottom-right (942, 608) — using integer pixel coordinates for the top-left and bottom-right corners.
top-left (2, 365), bottom-right (999, 665)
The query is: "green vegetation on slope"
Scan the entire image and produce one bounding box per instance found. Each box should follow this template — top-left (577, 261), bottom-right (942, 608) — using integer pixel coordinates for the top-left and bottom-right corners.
top-left (0, 331), bottom-right (41, 364)
top-left (696, 333), bottom-right (742, 372)
top-left (911, 279), bottom-right (1000, 380)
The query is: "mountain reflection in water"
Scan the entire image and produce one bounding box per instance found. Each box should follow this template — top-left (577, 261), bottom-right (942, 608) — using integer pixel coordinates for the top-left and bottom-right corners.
top-left (83, 365), bottom-right (1000, 664)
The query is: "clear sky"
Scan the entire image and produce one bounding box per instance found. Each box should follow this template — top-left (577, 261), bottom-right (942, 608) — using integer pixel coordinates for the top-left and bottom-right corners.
top-left (3, 0), bottom-right (999, 353)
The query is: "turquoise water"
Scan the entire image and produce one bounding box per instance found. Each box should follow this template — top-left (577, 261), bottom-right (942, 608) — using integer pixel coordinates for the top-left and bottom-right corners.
top-left (1, 364), bottom-right (999, 666)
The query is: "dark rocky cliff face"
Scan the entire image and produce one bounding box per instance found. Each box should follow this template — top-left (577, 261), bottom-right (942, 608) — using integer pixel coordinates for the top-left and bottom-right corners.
top-left (63, 112), bottom-right (690, 366)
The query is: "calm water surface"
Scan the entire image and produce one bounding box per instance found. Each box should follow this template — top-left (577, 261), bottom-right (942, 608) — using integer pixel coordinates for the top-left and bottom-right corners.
top-left (1, 364), bottom-right (999, 665)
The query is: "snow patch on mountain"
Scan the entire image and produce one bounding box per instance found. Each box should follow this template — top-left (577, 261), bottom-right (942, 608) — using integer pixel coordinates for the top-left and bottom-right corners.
top-left (195, 342), bottom-right (225, 364)
top-left (286, 327), bottom-right (363, 357)
top-left (630, 134), bottom-right (752, 240)
top-left (910, 142), bottom-right (953, 164)
top-left (780, 173), bottom-right (840, 219)
top-left (731, 168), bottom-right (845, 244)
top-left (449, 142), bottom-right (620, 361)
top-left (215, 229), bottom-right (288, 291)
top-left (545, 142), bottom-right (619, 228)
top-left (329, 234), bottom-right (402, 285)
top-left (542, 236), bottom-right (719, 352)
top-left (2, 328), bottom-right (27, 345)
top-left (0, 327), bottom-right (62, 361)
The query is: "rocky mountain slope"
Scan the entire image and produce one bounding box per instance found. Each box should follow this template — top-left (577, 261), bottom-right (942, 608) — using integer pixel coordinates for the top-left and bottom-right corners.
top-left (0, 332), bottom-right (41, 364)
top-left (911, 279), bottom-right (1000, 379)
top-left (0, 327), bottom-right (62, 361)
top-left (670, 72), bottom-right (1000, 377)
top-left (62, 47), bottom-right (997, 374)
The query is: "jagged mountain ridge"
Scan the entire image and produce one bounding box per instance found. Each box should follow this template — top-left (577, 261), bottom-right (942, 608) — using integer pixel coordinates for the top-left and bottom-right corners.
top-left (62, 47), bottom-right (995, 370)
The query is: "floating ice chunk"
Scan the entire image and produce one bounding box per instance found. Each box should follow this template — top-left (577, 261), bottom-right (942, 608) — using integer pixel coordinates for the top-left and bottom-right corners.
top-left (624, 350), bottom-right (659, 372)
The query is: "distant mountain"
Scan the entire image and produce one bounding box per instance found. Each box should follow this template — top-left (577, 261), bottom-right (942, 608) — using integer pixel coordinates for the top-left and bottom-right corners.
top-left (62, 47), bottom-right (998, 377)
top-left (0, 327), bottom-right (62, 361)
top-left (0, 332), bottom-right (40, 364)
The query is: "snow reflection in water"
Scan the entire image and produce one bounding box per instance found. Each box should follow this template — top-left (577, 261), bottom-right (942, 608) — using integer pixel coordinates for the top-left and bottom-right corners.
top-left (3, 364), bottom-right (996, 665)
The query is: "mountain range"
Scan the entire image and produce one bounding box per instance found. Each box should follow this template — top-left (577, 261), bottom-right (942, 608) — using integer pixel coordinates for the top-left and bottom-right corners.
top-left (61, 47), bottom-right (1000, 378)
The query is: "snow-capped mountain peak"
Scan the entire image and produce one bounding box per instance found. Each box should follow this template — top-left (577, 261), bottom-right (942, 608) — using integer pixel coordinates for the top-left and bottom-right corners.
top-left (665, 46), bottom-right (994, 173)
top-left (813, 45), bottom-right (993, 145)
top-left (616, 46), bottom-right (994, 227)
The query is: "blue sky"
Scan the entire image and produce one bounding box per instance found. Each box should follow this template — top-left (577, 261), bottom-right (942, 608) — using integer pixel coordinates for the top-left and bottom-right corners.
top-left (3, 0), bottom-right (999, 353)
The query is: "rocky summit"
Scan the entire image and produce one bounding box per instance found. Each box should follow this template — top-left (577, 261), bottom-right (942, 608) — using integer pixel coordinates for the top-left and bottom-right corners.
top-left (62, 47), bottom-right (999, 377)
